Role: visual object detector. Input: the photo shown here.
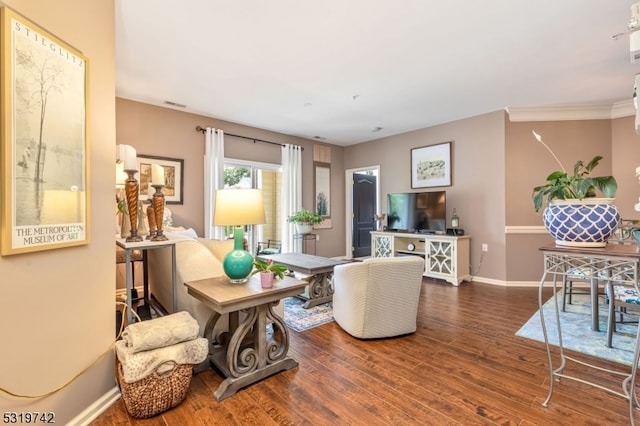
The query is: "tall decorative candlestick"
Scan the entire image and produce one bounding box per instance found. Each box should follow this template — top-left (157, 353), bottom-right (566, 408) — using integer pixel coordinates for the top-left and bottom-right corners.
top-left (146, 204), bottom-right (156, 240)
top-left (124, 169), bottom-right (143, 242)
top-left (151, 185), bottom-right (168, 241)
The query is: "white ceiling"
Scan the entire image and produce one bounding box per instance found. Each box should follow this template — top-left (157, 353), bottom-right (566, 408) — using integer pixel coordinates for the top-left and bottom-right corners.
top-left (115, 1), bottom-right (640, 146)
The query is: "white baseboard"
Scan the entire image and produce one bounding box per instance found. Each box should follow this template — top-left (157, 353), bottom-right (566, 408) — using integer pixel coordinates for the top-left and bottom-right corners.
top-left (471, 276), bottom-right (559, 287)
top-left (471, 276), bottom-right (507, 286)
top-left (66, 386), bottom-right (121, 426)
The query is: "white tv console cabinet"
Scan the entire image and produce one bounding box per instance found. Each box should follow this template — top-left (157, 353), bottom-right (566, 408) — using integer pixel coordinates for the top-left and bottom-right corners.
top-left (370, 231), bottom-right (471, 286)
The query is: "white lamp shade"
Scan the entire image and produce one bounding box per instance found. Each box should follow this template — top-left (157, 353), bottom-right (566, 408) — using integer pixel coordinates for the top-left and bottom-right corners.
top-left (116, 144), bottom-right (137, 171)
top-left (213, 188), bottom-right (266, 226)
top-left (115, 162), bottom-right (127, 187)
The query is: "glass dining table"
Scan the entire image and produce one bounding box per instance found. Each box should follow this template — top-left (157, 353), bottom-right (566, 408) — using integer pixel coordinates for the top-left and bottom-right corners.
top-left (538, 243), bottom-right (640, 425)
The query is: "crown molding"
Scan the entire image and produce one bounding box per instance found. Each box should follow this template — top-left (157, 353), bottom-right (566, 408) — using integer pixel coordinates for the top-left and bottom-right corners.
top-left (611, 99), bottom-right (636, 118)
top-left (506, 100), bottom-right (635, 122)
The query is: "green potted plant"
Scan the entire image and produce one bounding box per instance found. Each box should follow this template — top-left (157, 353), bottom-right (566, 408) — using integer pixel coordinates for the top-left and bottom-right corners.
top-left (251, 258), bottom-right (289, 288)
top-left (531, 130), bottom-right (620, 247)
top-left (287, 208), bottom-right (324, 234)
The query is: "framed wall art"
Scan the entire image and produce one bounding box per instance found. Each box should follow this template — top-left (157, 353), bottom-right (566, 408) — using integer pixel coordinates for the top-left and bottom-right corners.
top-left (137, 154), bottom-right (184, 204)
top-left (314, 162), bottom-right (331, 217)
top-left (313, 162), bottom-right (332, 230)
top-left (411, 142), bottom-right (452, 188)
top-left (1, 7), bottom-right (90, 255)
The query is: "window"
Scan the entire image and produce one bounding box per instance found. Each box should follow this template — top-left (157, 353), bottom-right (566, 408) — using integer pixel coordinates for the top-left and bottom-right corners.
top-left (224, 160), bottom-right (281, 254)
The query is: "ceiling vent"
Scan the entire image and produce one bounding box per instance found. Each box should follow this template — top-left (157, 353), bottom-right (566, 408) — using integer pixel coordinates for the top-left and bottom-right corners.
top-left (164, 100), bottom-right (186, 108)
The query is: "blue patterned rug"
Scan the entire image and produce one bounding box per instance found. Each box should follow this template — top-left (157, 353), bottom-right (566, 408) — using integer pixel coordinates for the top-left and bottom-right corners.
top-left (283, 297), bottom-right (334, 332)
top-left (516, 293), bottom-right (639, 366)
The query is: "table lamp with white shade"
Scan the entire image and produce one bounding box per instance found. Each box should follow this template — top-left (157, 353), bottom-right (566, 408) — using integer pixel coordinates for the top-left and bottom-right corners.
top-left (213, 188), bottom-right (266, 283)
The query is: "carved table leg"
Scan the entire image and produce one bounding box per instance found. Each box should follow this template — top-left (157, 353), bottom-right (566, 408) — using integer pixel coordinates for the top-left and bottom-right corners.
top-left (210, 301), bottom-right (297, 401)
top-left (193, 310), bottom-right (222, 374)
top-left (300, 272), bottom-right (334, 309)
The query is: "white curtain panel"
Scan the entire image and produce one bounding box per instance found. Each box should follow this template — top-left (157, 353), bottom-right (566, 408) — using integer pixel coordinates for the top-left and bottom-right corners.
top-left (280, 144), bottom-right (302, 253)
top-left (204, 128), bottom-right (226, 239)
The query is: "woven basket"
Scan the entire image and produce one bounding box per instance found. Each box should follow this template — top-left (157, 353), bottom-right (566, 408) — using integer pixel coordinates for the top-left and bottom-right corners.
top-left (117, 360), bottom-right (193, 419)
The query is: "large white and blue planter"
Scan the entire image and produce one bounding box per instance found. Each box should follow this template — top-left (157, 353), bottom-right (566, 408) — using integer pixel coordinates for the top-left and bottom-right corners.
top-left (542, 198), bottom-right (621, 247)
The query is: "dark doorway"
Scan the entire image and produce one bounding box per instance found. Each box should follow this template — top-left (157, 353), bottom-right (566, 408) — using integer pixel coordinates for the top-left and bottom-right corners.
top-left (352, 173), bottom-right (377, 258)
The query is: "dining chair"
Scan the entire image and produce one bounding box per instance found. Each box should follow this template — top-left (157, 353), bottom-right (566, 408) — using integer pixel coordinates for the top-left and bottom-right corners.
top-left (604, 219), bottom-right (640, 348)
top-left (256, 239), bottom-right (282, 256)
top-left (561, 266), bottom-right (605, 312)
top-left (607, 282), bottom-right (640, 348)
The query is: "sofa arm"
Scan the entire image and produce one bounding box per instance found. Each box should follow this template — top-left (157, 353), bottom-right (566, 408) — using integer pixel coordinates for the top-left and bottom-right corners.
top-left (196, 237), bottom-right (234, 262)
top-left (147, 239), bottom-right (227, 334)
top-left (147, 237), bottom-right (284, 338)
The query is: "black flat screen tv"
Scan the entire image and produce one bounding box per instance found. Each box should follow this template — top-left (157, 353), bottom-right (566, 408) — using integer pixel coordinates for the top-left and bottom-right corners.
top-left (386, 191), bottom-right (446, 233)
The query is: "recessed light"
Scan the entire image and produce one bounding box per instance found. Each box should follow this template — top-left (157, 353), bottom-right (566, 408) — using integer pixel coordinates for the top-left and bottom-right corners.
top-left (304, 102), bottom-right (313, 107)
top-left (372, 127), bottom-right (383, 132)
top-left (313, 136), bottom-right (327, 140)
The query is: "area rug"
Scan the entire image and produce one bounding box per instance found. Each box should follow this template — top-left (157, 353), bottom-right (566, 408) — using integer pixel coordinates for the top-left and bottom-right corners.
top-left (283, 297), bottom-right (334, 332)
top-left (516, 293), bottom-right (638, 366)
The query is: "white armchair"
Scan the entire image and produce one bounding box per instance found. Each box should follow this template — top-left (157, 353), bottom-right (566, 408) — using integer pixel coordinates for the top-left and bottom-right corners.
top-left (332, 256), bottom-right (425, 339)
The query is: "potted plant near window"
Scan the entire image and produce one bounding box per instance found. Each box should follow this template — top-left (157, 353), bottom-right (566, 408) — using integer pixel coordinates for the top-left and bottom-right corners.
top-left (251, 258), bottom-right (289, 288)
top-left (531, 130), bottom-right (620, 247)
top-left (287, 209), bottom-right (325, 235)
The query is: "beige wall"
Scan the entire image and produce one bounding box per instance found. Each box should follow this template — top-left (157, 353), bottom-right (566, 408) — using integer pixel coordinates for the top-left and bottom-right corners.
top-left (115, 98), bottom-right (347, 258)
top-left (504, 119), bottom-right (614, 282)
top-left (345, 111), bottom-right (640, 285)
top-left (0, 0), bottom-right (116, 423)
top-left (344, 111), bottom-right (507, 282)
top-left (1, 3), bottom-right (637, 422)
top-left (505, 119), bottom-right (614, 226)
top-left (503, 117), bottom-right (640, 283)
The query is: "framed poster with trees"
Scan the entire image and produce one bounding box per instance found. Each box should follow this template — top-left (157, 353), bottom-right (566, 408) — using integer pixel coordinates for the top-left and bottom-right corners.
top-left (0, 7), bottom-right (90, 255)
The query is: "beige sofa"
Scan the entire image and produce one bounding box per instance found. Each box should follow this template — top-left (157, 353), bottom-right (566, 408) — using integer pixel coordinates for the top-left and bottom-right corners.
top-left (146, 233), bottom-right (284, 338)
top-left (332, 256), bottom-right (425, 339)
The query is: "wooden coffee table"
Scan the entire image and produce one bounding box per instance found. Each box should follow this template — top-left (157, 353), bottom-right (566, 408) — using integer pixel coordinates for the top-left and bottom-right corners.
top-left (184, 274), bottom-right (307, 401)
top-left (259, 252), bottom-right (348, 308)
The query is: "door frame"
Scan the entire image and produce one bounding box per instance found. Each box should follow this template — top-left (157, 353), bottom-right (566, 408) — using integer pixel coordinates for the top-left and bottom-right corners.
top-left (345, 165), bottom-right (380, 259)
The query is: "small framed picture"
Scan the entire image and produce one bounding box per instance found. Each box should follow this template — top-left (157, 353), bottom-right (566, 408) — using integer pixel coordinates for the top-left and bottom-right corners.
top-left (411, 142), bottom-right (452, 188)
top-left (136, 155), bottom-right (184, 204)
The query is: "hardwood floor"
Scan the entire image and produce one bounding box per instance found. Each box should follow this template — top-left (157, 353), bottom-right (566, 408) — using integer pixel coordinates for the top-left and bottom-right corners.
top-left (92, 280), bottom-right (640, 425)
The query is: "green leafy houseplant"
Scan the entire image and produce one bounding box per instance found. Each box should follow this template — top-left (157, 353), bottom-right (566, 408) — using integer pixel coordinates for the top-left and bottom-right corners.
top-left (286, 208), bottom-right (325, 225)
top-left (531, 131), bottom-right (618, 213)
top-left (251, 258), bottom-right (288, 280)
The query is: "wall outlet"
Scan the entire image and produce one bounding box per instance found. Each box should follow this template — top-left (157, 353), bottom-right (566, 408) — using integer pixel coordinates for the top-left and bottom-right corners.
top-left (316, 234), bottom-right (320, 241)
top-left (482, 243), bottom-right (488, 252)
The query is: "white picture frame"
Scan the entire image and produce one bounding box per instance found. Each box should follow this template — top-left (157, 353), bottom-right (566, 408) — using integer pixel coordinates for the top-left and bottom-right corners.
top-left (411, 142), bottom-right (452, 188)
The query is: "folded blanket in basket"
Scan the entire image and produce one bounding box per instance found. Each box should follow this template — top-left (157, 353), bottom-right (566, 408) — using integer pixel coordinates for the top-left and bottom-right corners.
top-left (115, 337), bottom-right (209, 383)
top-left (122, 311), bottom-right (199, 353)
